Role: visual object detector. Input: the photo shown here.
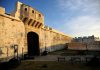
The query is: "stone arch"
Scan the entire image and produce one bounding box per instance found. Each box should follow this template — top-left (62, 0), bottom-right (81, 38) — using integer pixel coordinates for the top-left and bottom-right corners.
top-left (27, 32), bottom-right (40, 56)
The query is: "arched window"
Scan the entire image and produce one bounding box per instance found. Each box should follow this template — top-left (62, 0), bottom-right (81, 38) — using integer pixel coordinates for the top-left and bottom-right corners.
top-left (39, 14), bottom-right (41, 17)
top-left (32, 10), bottom-right (34, 13)
top-left (25, 8), bottom-right (27, 11)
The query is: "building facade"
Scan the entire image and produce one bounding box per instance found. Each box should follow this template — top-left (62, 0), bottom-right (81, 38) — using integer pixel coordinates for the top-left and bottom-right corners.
top-left (0, 1), bottom-right (72, 61)
top-left (69, 35), bottom-right (100, 50)
top-left (73, 35), bottom-right (100, 43)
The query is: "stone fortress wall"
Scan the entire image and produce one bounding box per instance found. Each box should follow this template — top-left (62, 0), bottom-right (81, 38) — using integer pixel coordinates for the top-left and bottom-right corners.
top-left (0, 1), bottom-right (72, 61)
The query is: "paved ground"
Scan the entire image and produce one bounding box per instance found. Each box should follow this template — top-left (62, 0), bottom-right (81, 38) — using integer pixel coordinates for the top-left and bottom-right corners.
top-left (26, 55), bottom-right (95, 62)
top-left (33, 55), bottom-right (62, 61)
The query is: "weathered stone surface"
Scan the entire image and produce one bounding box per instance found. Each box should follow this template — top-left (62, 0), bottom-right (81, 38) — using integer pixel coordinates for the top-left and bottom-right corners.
top-left (0, 1), bottom-right (72, 60)
top-left (0, 13), bottom-right (25, 59)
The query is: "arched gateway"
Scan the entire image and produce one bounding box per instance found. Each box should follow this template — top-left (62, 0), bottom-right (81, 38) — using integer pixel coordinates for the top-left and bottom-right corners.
top-left (27, 32), bottom-right (40, 56)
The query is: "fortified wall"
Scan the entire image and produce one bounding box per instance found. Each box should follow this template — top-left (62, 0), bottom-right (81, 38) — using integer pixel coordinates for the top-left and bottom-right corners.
top-left (0, 1), bottom-right (72, 59)
top-left (0, 7), bottom-right (25, 60)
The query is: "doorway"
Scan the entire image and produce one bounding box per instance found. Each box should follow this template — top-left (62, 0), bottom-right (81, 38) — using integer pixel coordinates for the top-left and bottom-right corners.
top-left (27, 32), bottom-right (40, 56)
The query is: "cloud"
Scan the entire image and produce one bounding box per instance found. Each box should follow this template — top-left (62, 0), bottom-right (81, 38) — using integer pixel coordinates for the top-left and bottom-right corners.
top-left (58, 0), bottom-right (100, 12)
top-left (62, 16), bottom-right (100, 37)
top-left (57, 0), bottom-right (100, 17)
top-left (56, 0), bottom-right (100, 37)
top-left (58, 0), bottom-right (84, 10)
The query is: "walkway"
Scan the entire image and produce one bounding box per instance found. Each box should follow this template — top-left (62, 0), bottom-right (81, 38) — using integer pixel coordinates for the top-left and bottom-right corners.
top-left (33, 55), bottom-right (61, 61)
top-left (26, 55), bottom-right (95, 62)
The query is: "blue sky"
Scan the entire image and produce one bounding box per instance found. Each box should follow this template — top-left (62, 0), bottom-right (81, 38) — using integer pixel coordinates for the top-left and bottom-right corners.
top-left (0, 0), bottom-right (100, 37)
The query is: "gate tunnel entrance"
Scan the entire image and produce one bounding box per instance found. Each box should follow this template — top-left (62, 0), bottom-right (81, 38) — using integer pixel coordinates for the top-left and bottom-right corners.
top-left (27, 32), bottom-right (40, 56)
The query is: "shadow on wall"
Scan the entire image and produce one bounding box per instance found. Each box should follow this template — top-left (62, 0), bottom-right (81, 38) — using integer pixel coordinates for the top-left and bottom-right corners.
top-left (40, 43), bottom-right (68, 53)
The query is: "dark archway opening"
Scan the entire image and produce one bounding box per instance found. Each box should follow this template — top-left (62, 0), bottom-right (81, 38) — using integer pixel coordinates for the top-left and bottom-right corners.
top-left (27, 32), bottom-right (40, 56)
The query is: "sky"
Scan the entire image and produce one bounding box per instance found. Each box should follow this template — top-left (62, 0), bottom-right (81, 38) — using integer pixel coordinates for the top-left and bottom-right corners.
top-left (0, 0), bottom-right (100, 37)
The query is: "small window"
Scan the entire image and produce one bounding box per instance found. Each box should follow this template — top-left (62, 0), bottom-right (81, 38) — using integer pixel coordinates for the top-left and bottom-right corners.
top-left (32, 10), bottom-right (34, 13)
top-left (39, 14), bottom-right (41, 17)
top-left (25, 8), bottom-right (27, 11)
